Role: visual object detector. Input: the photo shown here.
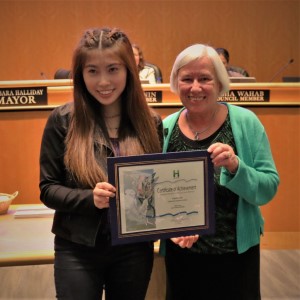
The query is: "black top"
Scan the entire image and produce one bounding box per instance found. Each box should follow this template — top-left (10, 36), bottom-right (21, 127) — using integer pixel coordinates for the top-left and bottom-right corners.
top-left (39, 102), bottom-right (163, 247)
top-left (167, 115), bottom-right (239, 254)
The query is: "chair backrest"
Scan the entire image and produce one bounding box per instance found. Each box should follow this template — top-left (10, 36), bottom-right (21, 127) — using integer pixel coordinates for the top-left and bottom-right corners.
top-left (282, 76), bottom-right (300, 82)
top-left (54, 69), bottom-right (71, 79)
top-left (229, 66), bottom-right (249, 77)
top-left (145, 62), bottom-right (163, 83)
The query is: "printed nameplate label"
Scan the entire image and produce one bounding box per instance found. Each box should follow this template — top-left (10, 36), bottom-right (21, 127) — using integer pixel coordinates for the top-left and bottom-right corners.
top-left (0, 86), bottom-right (48, 107)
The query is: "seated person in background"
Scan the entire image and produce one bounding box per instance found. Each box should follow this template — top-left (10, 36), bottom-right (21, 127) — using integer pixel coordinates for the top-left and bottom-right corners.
top-left (215, 47), bottom-right (249, 77)
top-left (132, 44), bottom-right (157, 84)
top-left (54, 68), bottom-right (71, 79)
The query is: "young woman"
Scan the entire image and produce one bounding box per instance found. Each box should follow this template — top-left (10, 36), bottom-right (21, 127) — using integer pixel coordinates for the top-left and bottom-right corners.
top-left (39, 27), bottom-right (162, 300)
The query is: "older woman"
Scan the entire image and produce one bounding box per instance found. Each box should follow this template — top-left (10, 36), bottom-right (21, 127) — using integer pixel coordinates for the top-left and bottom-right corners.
top-left (161, 44), bottom-right (279, 300)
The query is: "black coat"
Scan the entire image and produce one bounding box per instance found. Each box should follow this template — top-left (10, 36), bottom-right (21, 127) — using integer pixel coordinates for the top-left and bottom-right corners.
top-left (39, 102), bottom-right (163, 246)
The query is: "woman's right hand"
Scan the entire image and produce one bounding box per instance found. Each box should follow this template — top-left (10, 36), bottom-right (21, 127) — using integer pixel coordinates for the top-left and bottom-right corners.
top-left (171, 235), bottom-right (199, 248)
top-left (93, 182), bottom-right (116, 209)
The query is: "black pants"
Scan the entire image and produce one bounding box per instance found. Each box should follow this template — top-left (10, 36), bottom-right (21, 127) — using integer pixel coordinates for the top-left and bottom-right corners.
top-left (54, 235), bottom-right (154, 300)
top-left (165, 241), bottom-right (261, 300)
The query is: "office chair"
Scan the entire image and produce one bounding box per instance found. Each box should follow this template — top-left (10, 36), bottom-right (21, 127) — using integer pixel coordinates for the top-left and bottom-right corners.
top-left (54, 69), bottom-right (72, 79)
top-left (229, 66), bottom-right (249, 77)
top-left (145, 62), bottom-right (163, 83)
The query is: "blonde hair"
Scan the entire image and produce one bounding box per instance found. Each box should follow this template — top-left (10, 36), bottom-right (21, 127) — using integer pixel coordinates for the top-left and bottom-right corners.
top-left (170, 44), bottom-right (230, 95)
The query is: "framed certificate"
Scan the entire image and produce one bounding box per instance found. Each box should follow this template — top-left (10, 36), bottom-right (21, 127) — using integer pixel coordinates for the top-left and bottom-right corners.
top-left (107, 151), bottom-right (215, 245)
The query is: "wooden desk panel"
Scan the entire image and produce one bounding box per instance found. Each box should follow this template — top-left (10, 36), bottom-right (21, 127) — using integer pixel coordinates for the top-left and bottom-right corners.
top-left (0, 205), bottom-right (163, 267)
top-left (0, 206), bottom-right (54, 266)
top-left (0, 106), bottom-right (299, 233)
top-left (0, 82), bottom-right (299, 236)
top-left (1, 205), bottom-right (299, 268)
top-left (0, 81), bottom-right (299, 110)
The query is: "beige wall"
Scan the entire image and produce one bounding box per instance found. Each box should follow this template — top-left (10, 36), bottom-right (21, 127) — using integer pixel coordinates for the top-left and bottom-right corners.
top-left (0, 0), bottom-right (299, 82)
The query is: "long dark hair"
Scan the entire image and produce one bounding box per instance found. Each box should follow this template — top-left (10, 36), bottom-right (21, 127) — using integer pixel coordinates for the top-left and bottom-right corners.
top-left (132, 43), bottom-right (145, 72)
top-left (64, 27), bottom-right (162, 188)
top-left (215, 47), bottom-right (230, 63)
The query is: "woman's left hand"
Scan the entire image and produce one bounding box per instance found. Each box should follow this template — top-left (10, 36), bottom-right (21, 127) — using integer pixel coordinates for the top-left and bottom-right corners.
top-left (207, 142), bottom-right (239, 174)
top-left (93, 182), bottom-right (116, 209)
top-left (170, 235), bottom-right (199, 248)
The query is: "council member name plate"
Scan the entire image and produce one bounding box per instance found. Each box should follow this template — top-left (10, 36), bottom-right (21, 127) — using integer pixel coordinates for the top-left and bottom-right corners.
top-left (107, 151), bottom-right (215, 245)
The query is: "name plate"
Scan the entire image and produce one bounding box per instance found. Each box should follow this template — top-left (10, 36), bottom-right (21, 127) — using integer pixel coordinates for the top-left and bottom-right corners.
top-left (144, 90), bottom-right (162, 103)
top-left (218, 89), bottom-right (270, 102)
top-left (0, 86), bottom-right (48, 107)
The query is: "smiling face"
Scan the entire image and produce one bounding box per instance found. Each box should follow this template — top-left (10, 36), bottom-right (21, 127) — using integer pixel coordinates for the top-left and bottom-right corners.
top-left (177, 56), bottom-right (221, 113)
top-left (83, 48), bottom-right (127, 108)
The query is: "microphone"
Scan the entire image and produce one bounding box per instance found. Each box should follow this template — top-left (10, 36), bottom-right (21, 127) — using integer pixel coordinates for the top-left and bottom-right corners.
top-left (40, 71), bottom-right (47, 79)
top-left (269, 59), bottom-right (294, 82)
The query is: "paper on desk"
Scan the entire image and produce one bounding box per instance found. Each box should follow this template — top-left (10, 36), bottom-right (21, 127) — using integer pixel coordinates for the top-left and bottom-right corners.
top-left (14, 204), bottom-right (54, 218)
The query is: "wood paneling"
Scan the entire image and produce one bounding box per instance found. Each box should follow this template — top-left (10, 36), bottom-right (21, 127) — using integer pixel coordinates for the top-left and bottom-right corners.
top-left (0, 82), bottom-right (299, 233)
top-left (0, 106), bottom-right (299, 233)
top-left (0, 0), bottom-right (299, 82)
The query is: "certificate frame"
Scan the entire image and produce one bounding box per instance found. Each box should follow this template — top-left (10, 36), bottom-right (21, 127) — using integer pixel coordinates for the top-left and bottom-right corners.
top-left (107, 150), bottom-right (215, 245)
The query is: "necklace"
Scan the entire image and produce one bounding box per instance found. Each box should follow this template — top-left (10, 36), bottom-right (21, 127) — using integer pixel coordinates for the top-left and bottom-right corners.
top-left (104, 114), bottom-right (120, 135)
top-left (185, 106), bottom-right (218, 141)
top-left (105, 121), bottom-right (119, 134)
top-left (107, 127), bottom-right (119, 131)
top-left (104, 114), bottom-right (120, 119)
top-left (106, 126), bottom-right (119, 139)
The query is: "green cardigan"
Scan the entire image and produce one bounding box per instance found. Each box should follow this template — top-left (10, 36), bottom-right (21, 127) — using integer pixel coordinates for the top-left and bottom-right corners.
top-left (161, 103), bottom-right (279, 254)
